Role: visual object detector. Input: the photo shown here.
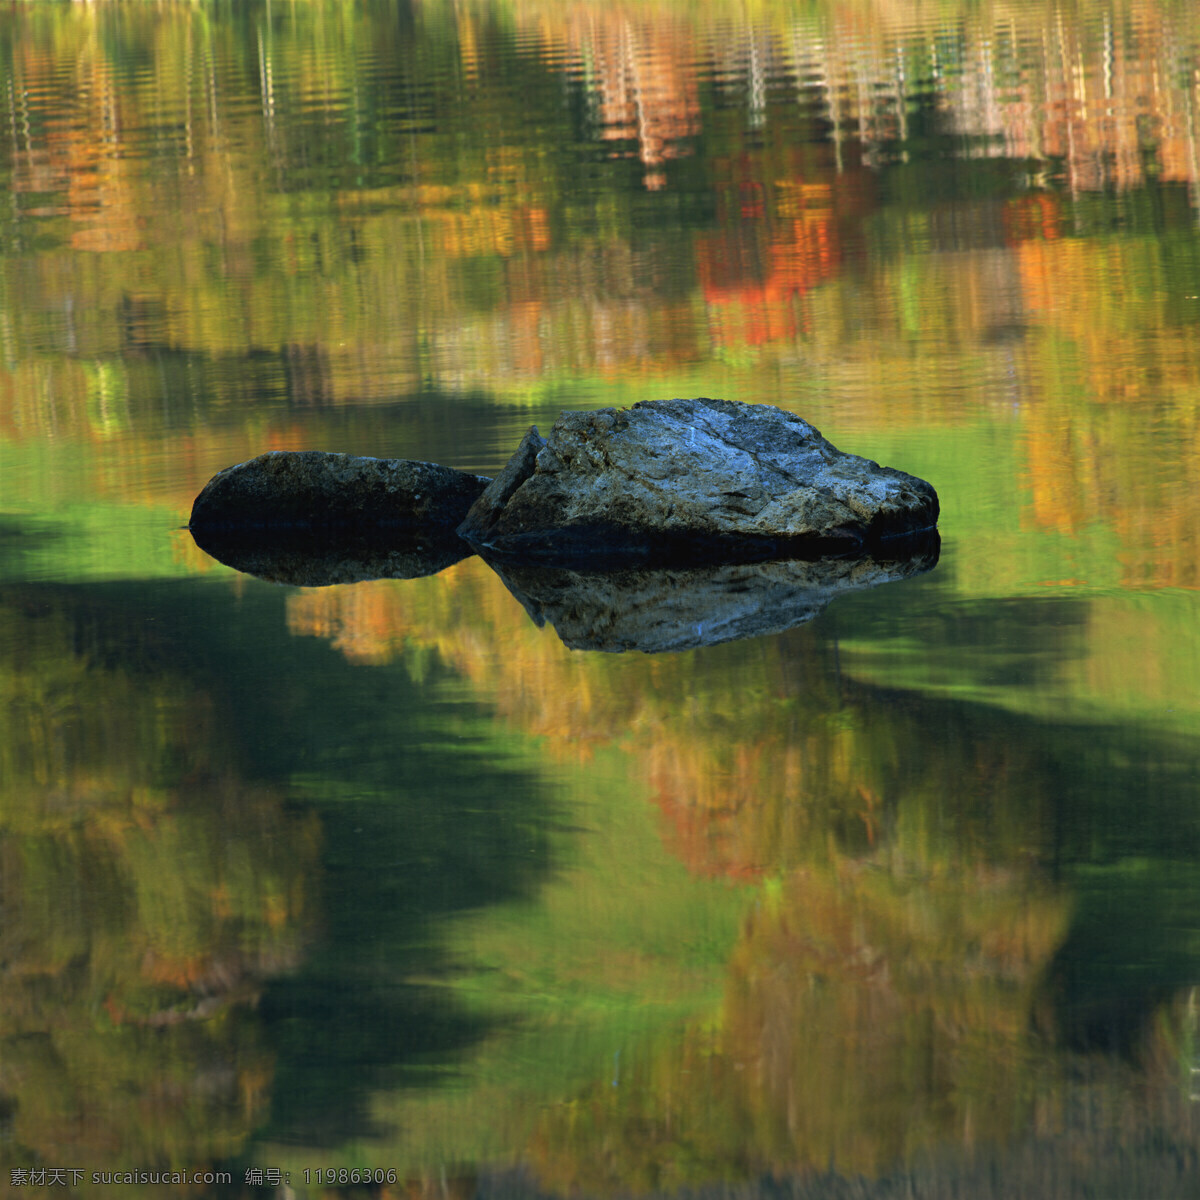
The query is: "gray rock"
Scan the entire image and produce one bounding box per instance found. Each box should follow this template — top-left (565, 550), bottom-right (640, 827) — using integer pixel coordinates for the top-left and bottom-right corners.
top-left (190, 450), bottom-right (490, 533)
top-left (488, 532), bottom-right (939, 652)
top-left (457, 399), bottom-right (938, 565)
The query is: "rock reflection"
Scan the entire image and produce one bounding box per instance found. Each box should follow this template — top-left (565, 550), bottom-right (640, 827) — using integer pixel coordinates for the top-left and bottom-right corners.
top-left (196, 527), bottom-right (938, 653)
top-left (189, 524), bottom-right (473, 587)
top-left (489, 532), bottom-right (939, 653)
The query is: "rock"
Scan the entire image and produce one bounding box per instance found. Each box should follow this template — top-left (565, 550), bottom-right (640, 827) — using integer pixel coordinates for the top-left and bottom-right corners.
top-left (456, 399), bottom-right (938, 565)
top-left (189, 451), bottom-right (490, 533)
top-left (488, 531), bottom-right (939, 652)
top-left (188, 525), bottom-right (472, 587)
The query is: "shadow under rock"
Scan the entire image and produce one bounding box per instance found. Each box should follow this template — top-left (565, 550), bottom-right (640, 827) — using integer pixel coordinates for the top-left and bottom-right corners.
top-left (188, 524), bottom-right (473, 586)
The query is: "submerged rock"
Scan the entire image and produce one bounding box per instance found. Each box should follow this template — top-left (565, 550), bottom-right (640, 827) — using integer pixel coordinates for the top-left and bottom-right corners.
top-left (457, 398), bottom-right (939, 565)
top-left (489, 531), bottom-right (939, 652)
top-left (190, 450), bottom-right (490, 533)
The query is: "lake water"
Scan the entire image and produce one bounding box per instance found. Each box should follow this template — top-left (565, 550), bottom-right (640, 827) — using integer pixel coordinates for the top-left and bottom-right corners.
top-left (2, 1), bottom-right (1200, 1196)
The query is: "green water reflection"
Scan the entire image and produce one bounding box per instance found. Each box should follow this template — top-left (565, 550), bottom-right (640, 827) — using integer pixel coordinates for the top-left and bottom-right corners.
top-left (0, 575), bottom-right (556, 1184)
top-left (3, 0), bottom-right (1200, 1195)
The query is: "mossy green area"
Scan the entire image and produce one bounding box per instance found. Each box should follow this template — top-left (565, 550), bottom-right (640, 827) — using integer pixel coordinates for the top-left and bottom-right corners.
top-left (0, 504), bottom-right (195, 583)
top-left (0, 440), bottom-right (196, 582)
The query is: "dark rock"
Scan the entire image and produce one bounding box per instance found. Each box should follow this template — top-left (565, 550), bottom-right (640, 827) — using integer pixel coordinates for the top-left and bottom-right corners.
top-left (456, 398), bottom-right (938, 565)
top-left (188, 524), bottom-right (472, 587)
top-left (488, 531), bottom-right (939, 653)
top-left (190, 450), bottom-right (490, 533)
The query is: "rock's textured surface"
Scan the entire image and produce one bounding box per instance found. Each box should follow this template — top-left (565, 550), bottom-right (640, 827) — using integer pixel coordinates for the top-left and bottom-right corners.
top-left (190, 450), bottom-right (490, 532)
top-left (457, 398), bottom-right (938, 564)
top-left (491, 532), bottom-right (939, 652)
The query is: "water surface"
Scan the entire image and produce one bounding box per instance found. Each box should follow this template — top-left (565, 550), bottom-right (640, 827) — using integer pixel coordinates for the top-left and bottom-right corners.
top-left (2, 1), bottom-right (1199, 1196)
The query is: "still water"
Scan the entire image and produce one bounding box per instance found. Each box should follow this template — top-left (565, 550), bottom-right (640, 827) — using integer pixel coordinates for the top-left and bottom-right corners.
top-left (2, 1), bottom-right (1200, 1196)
